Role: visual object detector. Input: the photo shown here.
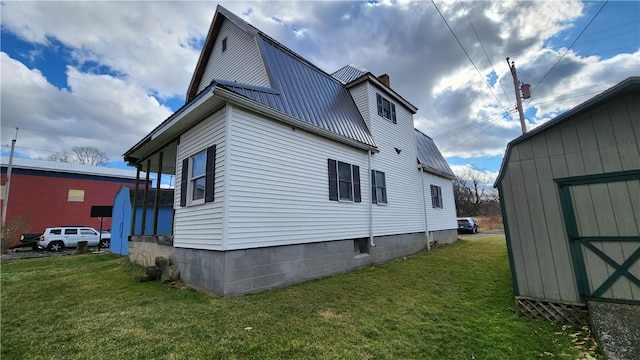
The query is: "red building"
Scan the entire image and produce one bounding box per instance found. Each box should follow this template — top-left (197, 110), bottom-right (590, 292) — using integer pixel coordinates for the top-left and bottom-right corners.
top-left (1, 157), bottom-right (138, 245)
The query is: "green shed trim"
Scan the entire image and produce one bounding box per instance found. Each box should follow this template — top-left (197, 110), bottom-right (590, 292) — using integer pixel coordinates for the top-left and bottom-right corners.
top-left (555, 169), bottom-right (640, 305)
top-left (497, 183), bottom-right (519, 296)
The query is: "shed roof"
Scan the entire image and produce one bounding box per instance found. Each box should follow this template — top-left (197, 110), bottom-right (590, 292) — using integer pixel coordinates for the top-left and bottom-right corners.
top-left (415, 130), bottom-right (456, 179)
top-left (494, 76), bottom-right (640, 187)
top-left (1, 156), bottom-right (138, 180)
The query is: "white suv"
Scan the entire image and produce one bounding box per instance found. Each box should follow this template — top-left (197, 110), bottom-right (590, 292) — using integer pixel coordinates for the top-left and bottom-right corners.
top-left (39, 226), bottom-right (110, 252)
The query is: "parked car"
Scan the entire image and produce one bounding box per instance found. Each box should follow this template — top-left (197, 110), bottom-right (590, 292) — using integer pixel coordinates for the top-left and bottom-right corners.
top-left (457, 217), bottom-right (479, 234)
top-left (10, 233), bottom-right (43, 251)
top-left (38, 226), bottom-right (111, 252)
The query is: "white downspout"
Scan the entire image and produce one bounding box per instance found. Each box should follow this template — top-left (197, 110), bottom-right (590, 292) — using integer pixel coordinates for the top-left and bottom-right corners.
top-left (368, 150), bottom-right (375, 247)
top-left (420, 165), bottom-right (431, 251)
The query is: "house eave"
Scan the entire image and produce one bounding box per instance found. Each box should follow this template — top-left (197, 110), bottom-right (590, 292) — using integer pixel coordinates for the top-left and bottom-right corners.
top-left (345, 73), bottom-right (418, 114)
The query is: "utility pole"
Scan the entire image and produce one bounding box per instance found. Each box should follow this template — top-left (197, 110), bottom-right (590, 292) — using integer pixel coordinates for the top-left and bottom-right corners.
top-left (2, 128), bottom-right (18, 228)
top-left (506, 57), bottom-right (528, 134)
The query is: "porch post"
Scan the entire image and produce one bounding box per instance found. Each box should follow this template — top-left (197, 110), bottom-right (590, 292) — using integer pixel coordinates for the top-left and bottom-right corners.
top-left (130, 164), bottom-right (141, 236)
top-left (141, 159), bottom-right (151, 234)
top-left (152, 152), bottom-right (163, 235)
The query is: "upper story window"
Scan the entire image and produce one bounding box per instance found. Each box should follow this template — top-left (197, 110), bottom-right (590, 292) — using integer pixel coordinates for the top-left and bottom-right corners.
top-left (180, 145), bottom-right (217, 206)
top-left (328, 159), bottom-right (361, 203)
top-left (431, 184), bottom-right (443, 209)
top-left (222, 37), bottom-right (228, 52)
top-left (376, 93), bottom-right (397, 124)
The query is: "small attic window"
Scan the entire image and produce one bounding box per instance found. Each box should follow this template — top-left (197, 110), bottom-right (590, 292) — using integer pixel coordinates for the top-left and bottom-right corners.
top-left (222, 37), bottom-right (227, 52)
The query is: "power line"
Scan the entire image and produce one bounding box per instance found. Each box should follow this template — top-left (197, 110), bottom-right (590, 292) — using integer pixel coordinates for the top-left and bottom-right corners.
top-left (532, 0), bottom-right (610, 92)
top-left (431, 0), bottom-right (515, 123)
top-left (458, 0), bottom-right (513, 108)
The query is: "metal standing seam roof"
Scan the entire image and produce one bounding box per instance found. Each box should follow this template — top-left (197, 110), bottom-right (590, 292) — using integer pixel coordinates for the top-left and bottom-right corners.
top-left (415, 129), bottom-right (456, 179)
top-left (238, 35), bottom-right (377, 148)
top-left (331, 64), bottom-right (369, 84)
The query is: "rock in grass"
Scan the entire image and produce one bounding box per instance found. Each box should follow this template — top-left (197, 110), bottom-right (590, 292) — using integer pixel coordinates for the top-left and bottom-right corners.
top-left (145, 265), bottom-right (162, 280)
top-left (155, 256), bottom-right (171, 269)
top-left (161, 265), bottom-right (180, 283)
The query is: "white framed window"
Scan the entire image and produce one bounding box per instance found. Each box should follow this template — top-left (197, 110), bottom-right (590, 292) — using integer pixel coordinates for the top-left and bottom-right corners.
top-left (431, 184), bottom-right (443, 209)
top-left (180, 145), bottom-right (216, 207)
top-left (190, 150), bottom-right (207, 202)
top-left (371, 170), bottom-right (387, 204)
top-left (376, 93), bottom-right (397, 124)
top-left (328, 159), bottom-right (361, 203)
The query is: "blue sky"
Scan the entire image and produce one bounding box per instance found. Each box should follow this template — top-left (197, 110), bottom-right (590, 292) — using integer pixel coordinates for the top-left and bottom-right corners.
top-left (1, 0), bottom-right (639, 183)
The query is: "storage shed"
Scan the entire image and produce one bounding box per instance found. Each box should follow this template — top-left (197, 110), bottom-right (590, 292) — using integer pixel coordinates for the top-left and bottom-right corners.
top-left (110, 186), bottom-right (174, 255)
top-left (495, 77), bottom-right (639, 322)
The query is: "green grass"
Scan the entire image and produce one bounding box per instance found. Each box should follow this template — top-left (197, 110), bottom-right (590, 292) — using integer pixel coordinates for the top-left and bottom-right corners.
top-left (2, 238), bottom-right (592, 359)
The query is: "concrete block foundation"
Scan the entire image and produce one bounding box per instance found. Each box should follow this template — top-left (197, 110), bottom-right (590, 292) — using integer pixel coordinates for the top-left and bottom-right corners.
top-left (175, 232), bottom-right (432, 296)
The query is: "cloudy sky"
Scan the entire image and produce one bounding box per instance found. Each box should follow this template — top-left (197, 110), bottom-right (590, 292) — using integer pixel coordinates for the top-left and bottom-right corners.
top-left (1, 0), bottom-right (639, 181)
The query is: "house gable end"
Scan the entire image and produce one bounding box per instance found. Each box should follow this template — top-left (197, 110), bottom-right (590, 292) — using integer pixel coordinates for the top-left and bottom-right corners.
top-left (187, 6), bottom-right (269, 101)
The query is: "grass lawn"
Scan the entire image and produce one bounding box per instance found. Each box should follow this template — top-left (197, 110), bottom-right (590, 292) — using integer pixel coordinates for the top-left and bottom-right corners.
top-left (1, 237), bottom-right (596, 359)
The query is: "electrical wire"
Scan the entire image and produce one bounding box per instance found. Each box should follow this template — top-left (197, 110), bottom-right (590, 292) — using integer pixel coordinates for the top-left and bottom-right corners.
top-left (532, 0), bottom-right (610, 92)
top-left (458, 0), bottom-right (513, 110)
top-left (431, 0), bottom-right (515, 123)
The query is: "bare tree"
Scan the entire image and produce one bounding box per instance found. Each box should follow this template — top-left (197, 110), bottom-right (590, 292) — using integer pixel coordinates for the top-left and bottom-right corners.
top-left (40, 151), bottom-right (72, 163)
top-left (37, 146), bottom-right (109, 166)
top-left (71, 146), bottom-right (109, 166)
top-left (453, 166), bottom-right (495, 216)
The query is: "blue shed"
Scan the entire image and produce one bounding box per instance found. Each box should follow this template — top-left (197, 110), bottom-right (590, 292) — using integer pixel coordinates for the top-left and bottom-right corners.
top-left (111, 186), bottom-right (174, 255)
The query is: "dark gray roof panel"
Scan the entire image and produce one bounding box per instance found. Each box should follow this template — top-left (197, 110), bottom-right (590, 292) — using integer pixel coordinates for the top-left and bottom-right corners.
top-left (332, 64), bottom-right (368, 84)
top-left (254, 36), bottom-right (376, 148)
top-left (216, 80), bottom-right (286, 112)
top-left (415, 129), bottom-right (455, 179)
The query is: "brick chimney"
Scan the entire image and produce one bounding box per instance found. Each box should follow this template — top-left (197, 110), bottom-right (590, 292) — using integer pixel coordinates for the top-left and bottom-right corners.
top-left (378, 74), bottom-right (390, 87)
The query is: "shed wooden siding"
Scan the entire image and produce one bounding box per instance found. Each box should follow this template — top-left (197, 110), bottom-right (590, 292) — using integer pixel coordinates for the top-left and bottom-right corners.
top-left (500, 93), bottom-right (640, 303)
top-left (571, 181), bottom-right (640, 301)
top-left (422, 171), bottom-right (457, 231)
top-left (366, 83), bottom-right (425, 235)
top-left (225, 106), bottom-right (370, 250)
top-left (197, 18), bottom-right (270, 94)
top-left (174, 107), bottom-right (227, 250)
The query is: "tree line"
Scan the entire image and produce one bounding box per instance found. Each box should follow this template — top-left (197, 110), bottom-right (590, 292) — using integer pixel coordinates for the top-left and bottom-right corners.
top-left (38, 146), bottom-right (109, 166)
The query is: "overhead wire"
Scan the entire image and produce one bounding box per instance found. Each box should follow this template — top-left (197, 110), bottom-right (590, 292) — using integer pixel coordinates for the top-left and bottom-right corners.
top-left (531, 0), bottom-right (610, 92)
top-left (430, 0), bottom-right (515, 123)
top-left (458, 0), bottom-right (513, 110)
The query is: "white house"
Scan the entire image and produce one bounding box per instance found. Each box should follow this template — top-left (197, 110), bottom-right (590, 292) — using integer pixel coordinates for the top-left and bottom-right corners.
top-left (124, 5), bottom-right (457, 296)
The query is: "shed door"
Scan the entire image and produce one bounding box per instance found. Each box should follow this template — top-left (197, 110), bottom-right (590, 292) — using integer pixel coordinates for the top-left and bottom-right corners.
top-left (557, 170), bottom-right (640, 304)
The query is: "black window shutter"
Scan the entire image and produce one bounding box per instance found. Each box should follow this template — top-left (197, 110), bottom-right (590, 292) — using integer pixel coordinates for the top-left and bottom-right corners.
top-left (353, 165), bottom-right (361, 203)
top-left (328, 159), bottom-right (338, 201)
top-left (376, 94), bottom-right (383, 116)
top-left (391, 103), bottom-right (397, 123)
top-left (180, 158), bottom-right (189, 207)
top-left (371, 169), bottom-right (377, 204)
top-left (205, 145), bottom-right (216, 203)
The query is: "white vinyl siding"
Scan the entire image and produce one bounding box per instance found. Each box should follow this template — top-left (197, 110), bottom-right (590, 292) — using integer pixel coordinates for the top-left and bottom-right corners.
top-left (348, 83), bottom-right (371, 130)
top-left (225, 106), bottom-right (369, 250)
top-left (174, 108), bottom-right (227, 250)
top-left (365, 83), bottom-right (425, 236)
top-left (422, 172), bottom-right (457, 231)
top-left (197, 19), bottom-right (270, 93)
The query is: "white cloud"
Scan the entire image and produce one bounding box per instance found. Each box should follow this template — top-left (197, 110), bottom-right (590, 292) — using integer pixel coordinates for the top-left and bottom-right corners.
top-left (1, 52), bottom-right (172, 160)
